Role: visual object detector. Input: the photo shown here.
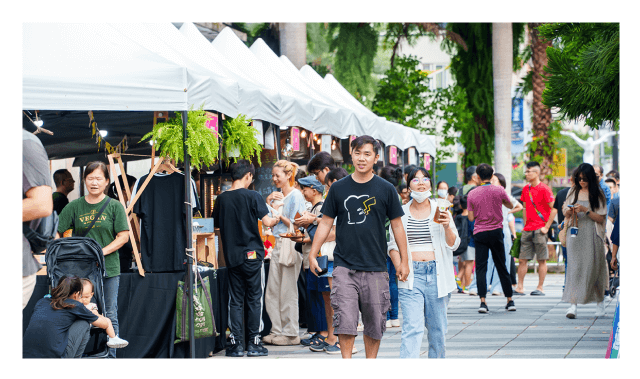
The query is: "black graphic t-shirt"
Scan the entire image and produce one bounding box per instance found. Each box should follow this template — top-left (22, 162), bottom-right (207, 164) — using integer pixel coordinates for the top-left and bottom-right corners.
top-left (321, 175), bottom-right (404, 271)
top-left (212, 188), bottom-right (269, 268)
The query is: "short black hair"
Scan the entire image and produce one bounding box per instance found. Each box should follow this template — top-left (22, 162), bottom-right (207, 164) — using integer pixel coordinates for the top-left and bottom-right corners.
top-left (526, 161), bottom-right (541, 169)
top-left (307, 151), bottom-right (335, 173)
top-left (606, 170), bottom-right (620, 181)
top-left (380, 166), bottom-right (400, 186)
top-left (350, 135), bottom-right (381, 154)
top-left (407, 167), bottom-right (430, 185)
top-left (325, 167), bottom-right (349, 184)
top-left (476, 163), bottom-right (494, 181)
top-left (604, 178), bottom-right (617, 186)
top-left (404, 164), bottom-right (417, 175)
top-left (464, 166), bottom-right (477, 182)
top-left (594, 165), bottom-right (604, 176)
top-left (447, 186), bottom-right (457, 196)
top-left (494, 173), bottom-right (507, 189)
top-left (230, 160), bottom-right (255, 181)
top-left (398, 182), bottom-right (407, 194)
top-left (53, 169), bottom-right (71, 187)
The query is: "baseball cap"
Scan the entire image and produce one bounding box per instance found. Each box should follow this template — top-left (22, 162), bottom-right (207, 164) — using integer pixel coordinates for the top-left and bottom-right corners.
top-left (297, 175), bottom-right (325, 194)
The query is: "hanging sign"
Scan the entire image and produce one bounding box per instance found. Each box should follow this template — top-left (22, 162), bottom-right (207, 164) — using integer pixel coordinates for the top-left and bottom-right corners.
top-left (205, 112), bottom-right (218, 137)
top-left (252, 120), bottom-right (264, 145)
top-left (552, 148), bottom-right (567, 177)
top-left (408, 147), bottom-right (416, 165)
top-left (349, 135), bottom-right (357, 154)
top-left (424, 154), bottom-right (430, 169)
top-left (389, 146), bottom-right (398, 165)
top-left (321, 135), bottom-right (332, 152)
top-left (291, 127), bottom-right (300, 151)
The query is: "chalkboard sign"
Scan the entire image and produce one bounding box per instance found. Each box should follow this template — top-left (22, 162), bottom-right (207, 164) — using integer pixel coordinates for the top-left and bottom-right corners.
top-left (252, 149), bottom-right (279, 201)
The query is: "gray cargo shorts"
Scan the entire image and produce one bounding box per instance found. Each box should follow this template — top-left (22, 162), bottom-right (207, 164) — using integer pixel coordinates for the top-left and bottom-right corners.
top-left (330, 266), bottom-right (391, 340)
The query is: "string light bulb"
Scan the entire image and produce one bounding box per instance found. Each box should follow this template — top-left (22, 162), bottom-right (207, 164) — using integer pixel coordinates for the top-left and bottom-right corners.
top-left (301, 130), bottom-right (307, 138)
top-left (34, 110), bottom-right (43, 127)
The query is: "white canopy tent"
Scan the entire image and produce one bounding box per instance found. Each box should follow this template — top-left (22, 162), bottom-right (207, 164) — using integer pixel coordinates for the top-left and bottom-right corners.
top-left (24, 23), bottom-right (220, 111)
top-left (324, 73), bottom-right (436, 157)
top-left (210, 27), bottom-right (315, 129)
top-left (178, 22), bottom-right (282, 125)
top-left (109, 23), bottom-right (240, 117)
top-left (250, 38), bottom-right (362, 137)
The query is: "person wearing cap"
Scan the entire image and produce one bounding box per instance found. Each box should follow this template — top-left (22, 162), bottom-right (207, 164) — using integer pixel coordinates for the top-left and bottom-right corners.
top-left (294, 175), bottom-right (342, 354)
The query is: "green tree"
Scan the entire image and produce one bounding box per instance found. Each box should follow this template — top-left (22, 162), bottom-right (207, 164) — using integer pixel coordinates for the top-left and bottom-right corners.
top-left (538, 23), bottom-right (619, 130)
top-left (327, 23), bottom-right (379, 107)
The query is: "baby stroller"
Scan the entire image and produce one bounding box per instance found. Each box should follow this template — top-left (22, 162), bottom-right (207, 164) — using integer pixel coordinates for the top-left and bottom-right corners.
top-left (45, 237), bottom-right (109, 358)
top-left (609, 262), bottom-right (619, 298)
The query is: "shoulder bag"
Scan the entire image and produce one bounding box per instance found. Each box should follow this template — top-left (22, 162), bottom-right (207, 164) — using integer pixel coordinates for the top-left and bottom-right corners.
top-left (559, 205), bottom-right (578, 247)
top-left (279, 222), bottom-right (297, 267)
top-left (174, 270), bottom-right (218, 343)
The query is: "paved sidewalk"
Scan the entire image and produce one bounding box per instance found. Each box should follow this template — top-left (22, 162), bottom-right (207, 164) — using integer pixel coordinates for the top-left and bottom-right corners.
top-left (210, 273), bottom-right (617, 359)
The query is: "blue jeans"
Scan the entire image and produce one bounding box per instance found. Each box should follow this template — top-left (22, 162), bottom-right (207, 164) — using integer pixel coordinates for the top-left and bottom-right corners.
top-left (387, 256), bottom-right (399, 320)
top-left (103, 275), bottom-right (120, 358)
top-left (398, 261), bottom-right (447, 358)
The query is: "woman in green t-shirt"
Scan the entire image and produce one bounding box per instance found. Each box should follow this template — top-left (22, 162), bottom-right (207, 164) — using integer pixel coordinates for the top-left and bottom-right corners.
top-left (56, 161), bottom-right (129, 358)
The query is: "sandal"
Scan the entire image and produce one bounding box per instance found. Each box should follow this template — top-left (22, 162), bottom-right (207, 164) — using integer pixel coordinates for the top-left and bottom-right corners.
top-left (308, 335), bottom-right (328, 351)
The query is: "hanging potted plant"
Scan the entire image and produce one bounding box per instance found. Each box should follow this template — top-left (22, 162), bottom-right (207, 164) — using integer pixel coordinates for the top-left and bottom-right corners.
top-left (140, 105), bottom-right (220, 170)
top-left (222, 113), bottom-right (263, 164)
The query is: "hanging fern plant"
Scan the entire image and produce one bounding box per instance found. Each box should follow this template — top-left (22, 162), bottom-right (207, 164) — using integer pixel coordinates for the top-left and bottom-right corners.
top-left (140, 105), bottom-right (220, 171)
top-left (223, 114), bottom-right (262, 165)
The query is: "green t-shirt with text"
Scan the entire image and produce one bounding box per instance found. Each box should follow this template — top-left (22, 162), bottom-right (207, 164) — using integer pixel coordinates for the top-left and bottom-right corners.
top-left (57, 196), bottom-right (129, 277)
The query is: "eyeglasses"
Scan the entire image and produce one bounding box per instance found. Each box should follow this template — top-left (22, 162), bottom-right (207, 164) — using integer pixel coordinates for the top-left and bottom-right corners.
top-left (411, 177), bottom-right (430, 184)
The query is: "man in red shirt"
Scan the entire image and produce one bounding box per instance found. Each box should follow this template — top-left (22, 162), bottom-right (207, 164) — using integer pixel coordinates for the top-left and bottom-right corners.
top-left (516, 161), bottom-right (557, 296)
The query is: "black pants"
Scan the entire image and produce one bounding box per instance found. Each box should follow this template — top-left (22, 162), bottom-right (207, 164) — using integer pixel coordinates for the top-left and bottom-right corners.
top-left (228, 259), bottom-right (264, 347)
top-left (474, 229), bottom-right (513, 299)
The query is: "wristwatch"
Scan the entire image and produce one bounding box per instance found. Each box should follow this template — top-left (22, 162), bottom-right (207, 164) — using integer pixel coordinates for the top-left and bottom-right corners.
top-left (586, 210), bottom-right (591, 216)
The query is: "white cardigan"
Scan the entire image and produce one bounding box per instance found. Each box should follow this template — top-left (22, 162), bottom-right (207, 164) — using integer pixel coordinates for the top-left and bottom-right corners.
top-left (387, 199), bottom-right (460, 298)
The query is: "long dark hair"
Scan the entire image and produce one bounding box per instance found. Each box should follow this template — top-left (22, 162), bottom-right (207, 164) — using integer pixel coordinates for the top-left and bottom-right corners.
top-left (571, 163), bottom-right (606, 211)
top-left (51, 275), bottom-right (83, 310)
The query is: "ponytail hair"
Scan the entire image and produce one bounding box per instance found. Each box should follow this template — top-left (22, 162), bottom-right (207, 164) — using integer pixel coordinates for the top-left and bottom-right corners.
top-left (50, 275), bottom-right (83, 310)
top-left (274, 160), bottom-right (299, 188)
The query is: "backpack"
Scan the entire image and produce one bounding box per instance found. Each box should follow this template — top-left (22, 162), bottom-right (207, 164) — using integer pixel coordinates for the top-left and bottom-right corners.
top-left (23, 210), bottom-right (59, 254)
top-left (453, 214), bottom-right (469, 256)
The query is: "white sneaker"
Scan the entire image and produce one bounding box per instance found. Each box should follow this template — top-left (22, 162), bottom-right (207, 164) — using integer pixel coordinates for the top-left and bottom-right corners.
top-left (468, 289), bottom-right (478, 296)
top-left (385, 320), bottom-right (392, 328)
top-left (566, 304), bottom-right (577, 319)
top-left (390, 319), bottom-right (401, 327)
top-left (107, 335), bottom-right (129, 349)
top-left (357, 323), bottom-right (364, 332)
top-left (595, 302), bottom-right (605, 317)
top-left (352, 345), bottom-right (358, 354)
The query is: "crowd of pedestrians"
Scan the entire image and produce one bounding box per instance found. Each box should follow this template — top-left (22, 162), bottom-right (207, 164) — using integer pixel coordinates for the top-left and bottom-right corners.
top-left (23, 106), bottom-right (619, 359)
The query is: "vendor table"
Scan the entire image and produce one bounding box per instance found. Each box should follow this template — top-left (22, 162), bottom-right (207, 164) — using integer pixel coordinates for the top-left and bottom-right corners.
top-left (23, 269), bottom-right (229, 358)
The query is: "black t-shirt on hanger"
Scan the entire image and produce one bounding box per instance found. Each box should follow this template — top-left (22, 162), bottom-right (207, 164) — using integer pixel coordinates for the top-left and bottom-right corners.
top-left (132, 172), bottom-right (198, 273)
top-left (212, 188), bottom-right (269, 268)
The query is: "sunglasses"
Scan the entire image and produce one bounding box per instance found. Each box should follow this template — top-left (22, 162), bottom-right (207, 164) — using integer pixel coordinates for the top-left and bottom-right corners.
top-left (577, 177), bottom-right (588, 182)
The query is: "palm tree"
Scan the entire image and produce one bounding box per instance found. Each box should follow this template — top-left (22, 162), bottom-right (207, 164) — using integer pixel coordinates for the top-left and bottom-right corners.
top-left (528, 23), bottom-right (554, 178)
top-left (492, 23), bottom-right (513, 191)
top-left (278, 23), bottom-right (307, 69)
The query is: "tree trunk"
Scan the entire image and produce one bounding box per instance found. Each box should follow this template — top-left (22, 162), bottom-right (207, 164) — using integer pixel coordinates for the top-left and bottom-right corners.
top-left (492, 23), bottom-right (513, 192)
top-left (279, 23), bottom-right (307, 69)
top-left (528, 23), bottom-right (554, 179)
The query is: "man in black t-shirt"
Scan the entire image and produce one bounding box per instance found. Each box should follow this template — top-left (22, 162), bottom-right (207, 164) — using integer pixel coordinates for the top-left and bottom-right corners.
top-left (308, 136), bottom-right (409, 359)
top-left (213, 160), bottom-right (280, 357)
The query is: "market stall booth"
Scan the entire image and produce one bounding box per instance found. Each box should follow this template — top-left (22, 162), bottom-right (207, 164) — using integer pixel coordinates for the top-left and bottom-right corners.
top-left (23, 22), bottom-right (438, 358)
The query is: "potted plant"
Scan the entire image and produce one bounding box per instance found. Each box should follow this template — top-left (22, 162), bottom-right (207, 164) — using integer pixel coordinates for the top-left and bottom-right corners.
top-left (140, 105), bottom-right (219, 170)
top-left (222, 113), bottom-right (262, 164)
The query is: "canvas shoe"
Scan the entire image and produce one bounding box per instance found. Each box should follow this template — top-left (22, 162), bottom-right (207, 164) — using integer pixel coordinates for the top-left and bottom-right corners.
top-left (566, 304), bottom-right (577, 319)
top-left (385, 320), bottom-right (392, 328)
top-left (505, 300), bottom-right (516, 311)
top-left (262, 333), bottom-right (277, 345)
top-left (271, 335), bottom-right (301, 346)
top-left (478, 302), bottom-right (489, 313)
top-left (357, 322), bottom-right (364, 332)
top-left (390, 319), bottom-right (401, 327)
top-left (107, 335), bottom-right (129, 349)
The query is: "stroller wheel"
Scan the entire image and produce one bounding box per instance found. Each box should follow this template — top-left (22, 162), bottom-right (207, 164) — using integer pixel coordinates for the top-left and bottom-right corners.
top-left (610, 287), bottom-right (616, 297)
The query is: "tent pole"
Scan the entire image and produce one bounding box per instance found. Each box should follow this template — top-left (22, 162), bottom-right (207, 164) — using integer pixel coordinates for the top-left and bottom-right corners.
top-left (183, 110), bottom-right (196, 358)
top-left (431, 154), bottom-right (436, 198)
top-left (275, 125), bottom-right (282, 160)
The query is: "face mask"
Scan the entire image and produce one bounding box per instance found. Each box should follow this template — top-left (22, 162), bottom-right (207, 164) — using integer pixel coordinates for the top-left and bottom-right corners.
top-left (437, 189), bottom-right (448, 198)
top-left (410, 190), bottom-right (431, 203)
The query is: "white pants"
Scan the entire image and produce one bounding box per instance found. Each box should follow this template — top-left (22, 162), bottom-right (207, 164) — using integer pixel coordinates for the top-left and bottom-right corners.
top-left (265, 238), bottom-right (303, 337)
